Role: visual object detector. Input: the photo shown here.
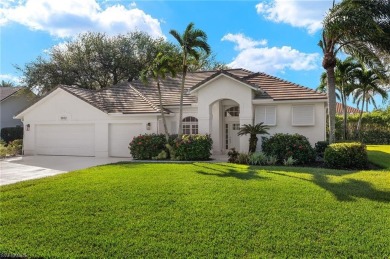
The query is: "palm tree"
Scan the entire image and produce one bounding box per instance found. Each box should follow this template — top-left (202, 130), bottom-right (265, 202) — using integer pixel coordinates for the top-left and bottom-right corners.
top-left (141, 52), bottom-right (177, 141)
top-left (0, 80), bottom-right (16, 87)
top-left (319, 0), bottom-right (390, 143)
top-left (237, 123), bottom-right (269, 153)
top-left (169, 22), bottom-right (211, 136)
top-left (317, 57), bottom-right (361, 140)
top-left (352, 67), bottom-right (389, 136)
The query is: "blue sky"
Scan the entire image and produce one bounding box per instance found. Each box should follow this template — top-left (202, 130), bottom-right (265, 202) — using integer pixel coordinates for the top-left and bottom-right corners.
top-left (1, 0), bottom-right (384, 109)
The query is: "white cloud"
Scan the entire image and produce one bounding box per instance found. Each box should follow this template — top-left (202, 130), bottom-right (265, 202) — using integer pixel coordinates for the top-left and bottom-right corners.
top-left (256, 0), bottom-right (335, 34)
top-left (222, 33), bottom-right (319, 74)
top-left (0, 74), bottom-right (22, 84)
top-left (0, 0), bottom-right (163, 38)
top-left (222, 33), bottom-right (267, 51)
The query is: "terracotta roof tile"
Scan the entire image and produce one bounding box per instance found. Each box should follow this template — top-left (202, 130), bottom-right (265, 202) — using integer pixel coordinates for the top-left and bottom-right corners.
top-left (336, 102), bottom-right (361, 114)
top-left (246, 73), bottom-right (327, 101)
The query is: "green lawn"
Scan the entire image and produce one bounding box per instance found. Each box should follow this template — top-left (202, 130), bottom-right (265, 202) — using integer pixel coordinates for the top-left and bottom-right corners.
top-left (367, 145), bottom-right (390, 169)
top-left (1, 148), bottom-right (390, 257)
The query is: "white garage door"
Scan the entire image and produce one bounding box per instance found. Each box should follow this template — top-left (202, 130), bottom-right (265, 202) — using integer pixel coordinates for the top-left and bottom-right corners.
top-left (109, 123), bottom-right (143, 157)
top-left (36, 124), bottom-right (95, 156)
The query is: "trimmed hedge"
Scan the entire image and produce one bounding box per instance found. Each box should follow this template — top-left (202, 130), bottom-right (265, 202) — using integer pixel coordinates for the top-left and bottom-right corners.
top-left (129, 134), bottom-right (168, 160)
top-left (1, 127), bottom-right (23, 143)
top-left (324, 142), bottom-right (368, 169)
top-left (129, 134), bottom-right (213, 161)
top-left (172, 134), bottom-right (213, 161)
top-left (262, 133), bottom-right (316, 165)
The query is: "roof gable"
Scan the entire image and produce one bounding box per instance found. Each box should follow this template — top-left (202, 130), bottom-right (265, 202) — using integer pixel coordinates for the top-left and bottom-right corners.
top-left (189, 70), bottom-right (261, 94)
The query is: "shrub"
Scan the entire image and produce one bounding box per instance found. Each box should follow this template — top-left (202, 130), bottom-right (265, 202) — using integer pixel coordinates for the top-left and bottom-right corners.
top-left (0, 143), bottom-right (7, 158)
top-left (129, 134), bottom-right (167, 160)
top-left (1, 127), bottom-right (23, 143)
top-left (7, 139), bottom-right (23, 156)
top-left (227, 148), bottom-right (239, 163)
top-left (315, 141), bottom-right (329, 158)
top-left (283, 156), bottom-right (296, 166)
top-left (324, 142), bottom-right (368, 169)
top-left (266, 155), bottom-right (278, 165)
top-left (262, 133), bottom-right (316, 165)
top-left (173, 134), bottom-right (213, 161)
top-left (237, 153), bottom-right (249, 164)
top-left (248, 152), bottom-right (267, 165)
top-left (0, 139), bottom-right (22, 157)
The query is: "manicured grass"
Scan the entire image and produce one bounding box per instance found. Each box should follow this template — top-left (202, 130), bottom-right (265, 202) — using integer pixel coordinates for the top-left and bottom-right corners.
top-left (1, 162), bottom-right (389, 257)
top-left (367, 145), bottom-right (390, 169)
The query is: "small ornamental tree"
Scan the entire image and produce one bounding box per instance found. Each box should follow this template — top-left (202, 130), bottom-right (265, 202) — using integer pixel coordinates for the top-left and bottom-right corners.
top-left (237, 123), bottom-right (269, 153)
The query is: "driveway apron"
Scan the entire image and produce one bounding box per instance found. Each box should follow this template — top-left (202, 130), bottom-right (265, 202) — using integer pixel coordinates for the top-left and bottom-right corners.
top-left (0, 156), bottom-right (132, 186)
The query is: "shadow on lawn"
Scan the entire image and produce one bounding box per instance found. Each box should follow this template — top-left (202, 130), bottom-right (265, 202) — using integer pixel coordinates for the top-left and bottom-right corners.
top-left (367, 150), bottom-right (390, 169)
top-left (193, 163), bottom-right (269, 181)
top-left (267, 170), bottom-right (390, 203)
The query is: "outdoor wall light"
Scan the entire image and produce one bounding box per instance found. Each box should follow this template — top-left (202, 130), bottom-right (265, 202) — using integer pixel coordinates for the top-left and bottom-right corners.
top-left (26, 124), bottom-right (30, 131)
top-left (146, 122), bottom-right (151, 130)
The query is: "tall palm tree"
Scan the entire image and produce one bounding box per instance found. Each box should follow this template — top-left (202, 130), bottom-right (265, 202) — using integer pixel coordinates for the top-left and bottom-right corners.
top-left (317, 57), bottom-right (361, 140)
top-left (319, 0), bottom-right (390, 143)
top-left (237, 123), bottom-right (269, 153)
top-left (169, 22), bottom-right (210, 136)
top-left (352, 68), bottom-right (389, 136)
top-left (141, 52), bottom-right (177, 141)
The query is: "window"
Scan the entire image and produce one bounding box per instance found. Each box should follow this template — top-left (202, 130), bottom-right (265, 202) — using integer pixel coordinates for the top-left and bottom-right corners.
top-left (292, 105), bottom-right (315, 126)
top-left (255, 106), bottom-right (276, 126)
top-left (232, 123), bottom-right (240, 130)
top-left (182, 116), bottom-right (198, 134)
top-left (225, 106), bottom-right (239, 117)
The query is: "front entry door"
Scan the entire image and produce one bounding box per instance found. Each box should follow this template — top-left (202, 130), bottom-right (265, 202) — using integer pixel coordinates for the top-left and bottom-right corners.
top-left (225, 122), bottom-right (240, 150)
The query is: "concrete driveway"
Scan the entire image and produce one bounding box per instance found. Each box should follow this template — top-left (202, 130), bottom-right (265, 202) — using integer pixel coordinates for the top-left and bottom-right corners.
top-left (0, 155), bottom-right (132, 186)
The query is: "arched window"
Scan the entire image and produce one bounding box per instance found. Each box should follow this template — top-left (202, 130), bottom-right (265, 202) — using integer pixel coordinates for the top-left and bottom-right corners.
top-left (225, 106), bottom-right (239, 117)
top-left (182, 116), bottom-right (198, 134)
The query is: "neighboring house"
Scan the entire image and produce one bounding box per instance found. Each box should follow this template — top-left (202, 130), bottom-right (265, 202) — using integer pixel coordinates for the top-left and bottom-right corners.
top-left (336, 102), bottom-right (361, 114)
top-left (15, 69), bottom-right (327, 157)
top-left (0, 87), bottom-right (35, 129)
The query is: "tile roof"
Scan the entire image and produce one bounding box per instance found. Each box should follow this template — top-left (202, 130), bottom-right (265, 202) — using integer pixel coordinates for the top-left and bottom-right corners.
top-left (336, 102), bottom-right (361, 114)
top-left (21, 68), bottom-right (327, 115)
top-left (245, 73), bottom-right (327, 101)
top-left (61, 83), bottom-right (163, 114)
top-left (0, 87), bottom-right (23, 102)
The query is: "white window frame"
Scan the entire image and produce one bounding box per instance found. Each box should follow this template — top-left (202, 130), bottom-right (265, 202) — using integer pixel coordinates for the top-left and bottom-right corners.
top-left (255, 106), bottom-right (276, 126)
top-left (292, 105), bottom-right (315, 126)
top-left (182, 116), bottom-right (198, 135)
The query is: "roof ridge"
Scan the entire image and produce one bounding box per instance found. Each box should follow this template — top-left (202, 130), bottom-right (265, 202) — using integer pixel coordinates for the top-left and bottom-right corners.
top-left (128, 82), bottom-right (161, 113)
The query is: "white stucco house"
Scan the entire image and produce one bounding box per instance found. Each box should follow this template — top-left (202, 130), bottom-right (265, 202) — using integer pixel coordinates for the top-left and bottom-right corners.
top-left (15, 69), bottom-right (327, 157)
top-left (1, 87), bottom-right (35, 129)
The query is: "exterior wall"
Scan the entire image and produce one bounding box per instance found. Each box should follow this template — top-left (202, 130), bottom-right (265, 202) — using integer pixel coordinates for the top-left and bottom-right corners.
top-left (195, 75), bottom-right (253, 153)
top-left (254, 102), bottom-right (326, 150)
top-left (1, 94), bottom-right (34, 129)
top-left (20, 89), bottom-right (158, 157)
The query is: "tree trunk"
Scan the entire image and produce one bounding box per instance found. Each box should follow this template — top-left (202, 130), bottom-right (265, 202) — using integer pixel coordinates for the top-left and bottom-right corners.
top-left (249, 135), bottom-right (258, 153)
top-left (326, 67), bottom-right (337, 144)
top-left (342, 94), bottom-right (347, 140)
top-left (356, 94), bottom-right (365, 139)
top-left (157, 80), bottom-right (169, 142)
top-left (177, 56), bottom-right (187, 138)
